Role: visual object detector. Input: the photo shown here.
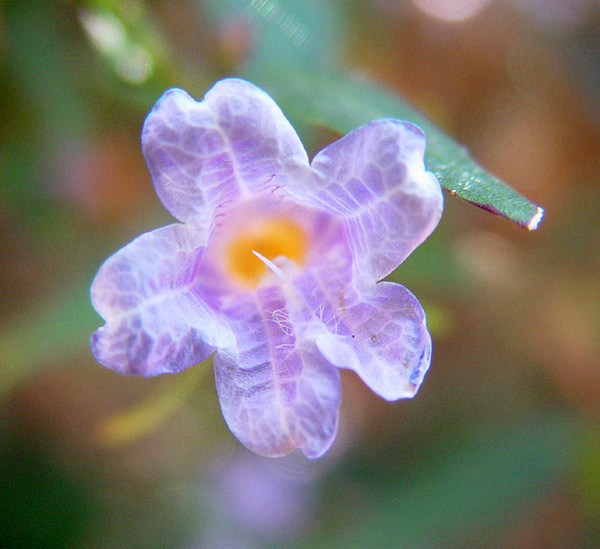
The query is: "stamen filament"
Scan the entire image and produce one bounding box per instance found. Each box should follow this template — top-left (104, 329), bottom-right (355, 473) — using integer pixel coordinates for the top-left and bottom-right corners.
top-left (251, 250), bottom-right (287, 281)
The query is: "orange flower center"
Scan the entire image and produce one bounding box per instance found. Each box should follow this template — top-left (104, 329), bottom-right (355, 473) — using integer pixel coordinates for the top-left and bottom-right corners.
top-left (224, 217), bottom-right (307, 288)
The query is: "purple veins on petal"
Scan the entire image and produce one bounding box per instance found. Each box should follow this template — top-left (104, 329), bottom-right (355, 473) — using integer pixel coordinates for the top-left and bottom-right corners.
top-left (214, 287), bottom-right (341, 458)
top-left (314, 282), bottom-right (432, 401)
top-left (311, 119), bottom-right (443, 284)
top-left (90, 77), bottom-right (443, 458)
top-left (141, 79), bottom-right (311, 226)
top-left (90, 223), bottom-right (230, 376)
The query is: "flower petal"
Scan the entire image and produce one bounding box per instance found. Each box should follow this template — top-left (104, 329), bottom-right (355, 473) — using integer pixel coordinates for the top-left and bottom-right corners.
top-left (310, 120), bottom-right (443, 283)
top-left (90, 223), bottom-right (231, 376)
top-left (315, 281), bottom-right (432, 401)
top-left (142, 79), bottom-right (311, 224)
top-left (214, 286), bottom-right (341, 458)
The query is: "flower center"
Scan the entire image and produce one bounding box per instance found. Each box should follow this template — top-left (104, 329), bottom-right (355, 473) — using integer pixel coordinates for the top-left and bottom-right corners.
top-left (224, 217), bottom-right (307, 288)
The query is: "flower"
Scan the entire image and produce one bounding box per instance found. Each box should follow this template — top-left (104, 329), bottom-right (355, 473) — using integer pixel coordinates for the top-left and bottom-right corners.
top-left (90, 78), bottom-right (443, 458)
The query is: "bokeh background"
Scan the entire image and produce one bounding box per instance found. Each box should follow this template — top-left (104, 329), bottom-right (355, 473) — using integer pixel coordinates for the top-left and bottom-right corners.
top-left (2, 0), bottom-right (599, 547)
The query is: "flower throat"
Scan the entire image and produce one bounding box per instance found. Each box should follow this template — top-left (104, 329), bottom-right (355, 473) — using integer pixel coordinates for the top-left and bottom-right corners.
top-left (224, 217), bottom-right (307, 288)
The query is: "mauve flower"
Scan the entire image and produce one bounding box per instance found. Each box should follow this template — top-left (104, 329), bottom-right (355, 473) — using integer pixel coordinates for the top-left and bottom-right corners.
top-left (90, 78), bottom-right (443, 458)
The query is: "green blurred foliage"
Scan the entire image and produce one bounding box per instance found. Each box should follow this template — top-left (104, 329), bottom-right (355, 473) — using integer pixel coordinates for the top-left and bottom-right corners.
top-left (1, 0), bottom-right (599, 547)
top-left (203, 0), bottom-right (344, 72)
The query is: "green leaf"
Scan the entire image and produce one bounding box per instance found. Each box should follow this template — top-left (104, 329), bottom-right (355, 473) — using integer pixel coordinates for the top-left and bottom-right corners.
top-left (255, 69), bottom-right (544, 230)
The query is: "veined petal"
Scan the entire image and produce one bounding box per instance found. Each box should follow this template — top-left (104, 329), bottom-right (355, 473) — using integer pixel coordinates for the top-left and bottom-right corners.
top-left (214, 286), bottom-right (341, 458)
top-left (90, 223), bottom-right (230, 376)
top-left (311, 120), bottom-right (443, 283)
top-left (315, 282), bottom-right (431, 401)
top-left (142, 79), bottom-right (311, 224)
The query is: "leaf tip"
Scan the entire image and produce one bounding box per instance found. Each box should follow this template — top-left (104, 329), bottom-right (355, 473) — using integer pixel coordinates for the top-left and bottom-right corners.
top-left (526, 206), bottom-right (544, 231)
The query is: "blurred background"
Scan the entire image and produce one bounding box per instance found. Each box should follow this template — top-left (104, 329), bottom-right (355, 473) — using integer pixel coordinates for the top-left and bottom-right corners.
top-left (1, 0), bottom-right (599, 546)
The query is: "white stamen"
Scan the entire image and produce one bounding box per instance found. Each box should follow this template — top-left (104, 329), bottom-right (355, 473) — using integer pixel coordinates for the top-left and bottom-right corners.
top-left (252, 250), bottom-right (287, 281)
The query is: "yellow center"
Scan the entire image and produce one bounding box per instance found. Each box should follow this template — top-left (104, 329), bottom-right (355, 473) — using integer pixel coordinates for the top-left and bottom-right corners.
top-left (224, 217), bottom-right (307, 288)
